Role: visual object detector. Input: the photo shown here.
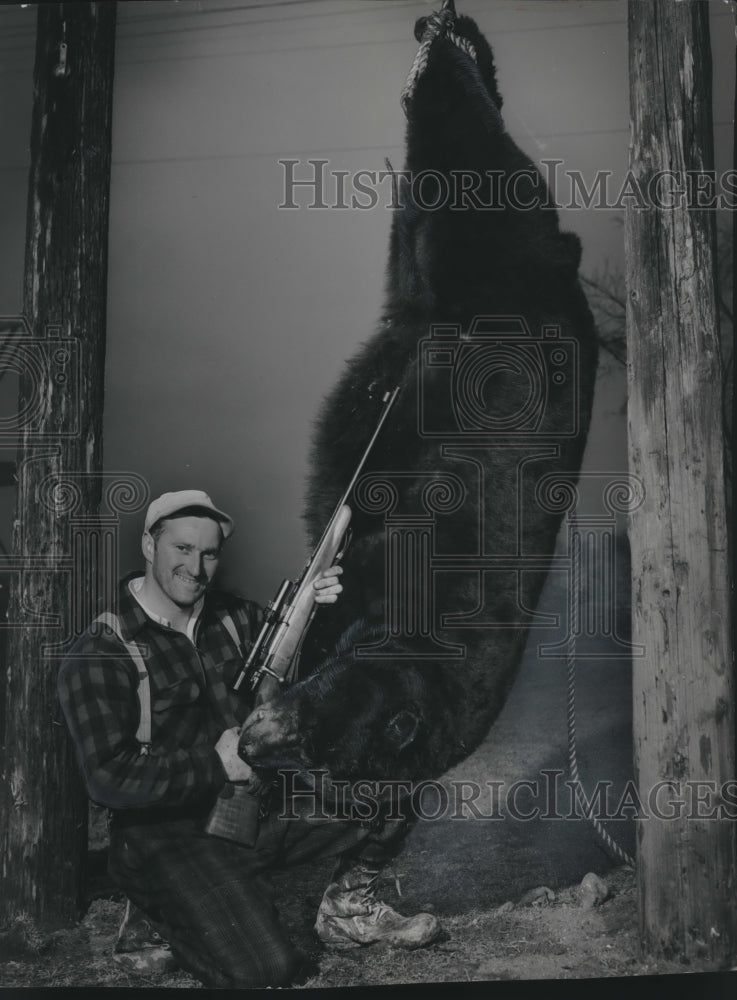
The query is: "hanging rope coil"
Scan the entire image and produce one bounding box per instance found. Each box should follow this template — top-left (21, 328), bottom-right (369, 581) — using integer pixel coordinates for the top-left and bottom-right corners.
top-left (400, 0), bottom-right (478, 116)
top-left (567, 530), bottom-right (636, 869)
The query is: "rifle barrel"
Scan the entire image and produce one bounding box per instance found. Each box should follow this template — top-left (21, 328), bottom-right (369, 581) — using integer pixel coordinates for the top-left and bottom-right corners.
top-left (232, 386), bottom-right (399, 694)
top-left (311, 387), bottom-right (400, 553)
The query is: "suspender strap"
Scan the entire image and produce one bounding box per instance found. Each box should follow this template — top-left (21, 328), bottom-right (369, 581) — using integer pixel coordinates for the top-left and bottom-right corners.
top-left (94, 612), bottom-right (152, 748)
top-left (220, 611), bottom-right (242, 656)
top-left (92, 608), bottom-right (244, 749)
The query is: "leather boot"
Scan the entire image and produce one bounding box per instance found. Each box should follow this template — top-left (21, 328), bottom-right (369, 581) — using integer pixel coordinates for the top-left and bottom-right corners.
top-left (314, 862), bottom-right (440, 950)
top-left (112, 899), bottom-right (178, 974)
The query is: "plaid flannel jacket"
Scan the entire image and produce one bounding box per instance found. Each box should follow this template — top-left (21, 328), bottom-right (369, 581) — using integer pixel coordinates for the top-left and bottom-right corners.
top-left (57, 574), bottom-right (263, 813)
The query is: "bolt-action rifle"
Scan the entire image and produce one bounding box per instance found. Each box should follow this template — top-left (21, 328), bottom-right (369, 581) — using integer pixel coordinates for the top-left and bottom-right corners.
top-left (205, 387), bottom-right (399, 844)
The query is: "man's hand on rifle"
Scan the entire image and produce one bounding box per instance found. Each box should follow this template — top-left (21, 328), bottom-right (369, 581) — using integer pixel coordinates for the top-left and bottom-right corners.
top-left (249, 565), bottom-right (345, 708)
top-left (215, 726), bottom-right (256, 783)
top-left (313, 565), bottom-right (343, 604)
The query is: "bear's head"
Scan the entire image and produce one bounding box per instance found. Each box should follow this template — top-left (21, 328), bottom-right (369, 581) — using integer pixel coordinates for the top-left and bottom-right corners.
top-left (238, 657), bottom-right (431, 783)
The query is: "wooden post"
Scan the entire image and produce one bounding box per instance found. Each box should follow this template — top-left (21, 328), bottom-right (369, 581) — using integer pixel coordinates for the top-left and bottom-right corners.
top-left (0, 3), bottom-right (116, 928)
top-left (626, 1), bottom-right (737, 964)
top-left (732, 7), bottom-right (737, 553)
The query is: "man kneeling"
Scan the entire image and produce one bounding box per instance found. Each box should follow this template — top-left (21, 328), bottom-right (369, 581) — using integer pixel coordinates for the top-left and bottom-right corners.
top-left (58, 491), bottom-right (439, 988)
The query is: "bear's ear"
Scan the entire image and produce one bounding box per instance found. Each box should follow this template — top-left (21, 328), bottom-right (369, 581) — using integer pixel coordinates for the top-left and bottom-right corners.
top-left (386, 710), bottom-right (420, 751)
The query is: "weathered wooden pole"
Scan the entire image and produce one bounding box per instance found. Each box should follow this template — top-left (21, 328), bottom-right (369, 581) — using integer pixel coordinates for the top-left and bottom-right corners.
top-left (732, 5), bottom-right (737, 795)
top-left (626, 1), bottom-right (737, 965)
top-left (732, 5), bottom-right (737, 557)
top-left (0, 3), bottom-right (116, 928)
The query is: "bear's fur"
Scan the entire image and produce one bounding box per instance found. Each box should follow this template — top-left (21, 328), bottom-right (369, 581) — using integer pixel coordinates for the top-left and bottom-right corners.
top-left (240, 9), bottom-right (598, 785)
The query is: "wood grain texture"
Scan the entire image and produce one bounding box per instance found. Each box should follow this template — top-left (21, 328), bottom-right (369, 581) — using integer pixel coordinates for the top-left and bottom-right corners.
top-left (0, 2), bottom-right (116, 927)
top-left (626, 0), bottom-right (736, 964)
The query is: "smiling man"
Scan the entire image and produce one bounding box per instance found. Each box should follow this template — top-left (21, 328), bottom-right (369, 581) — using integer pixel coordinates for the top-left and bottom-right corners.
top-left (144, 511), bottom-right (221, 617)
top-left (57, 490), bottom-right (438, 989)
top-left (139, 494), bottom-right (245, 630)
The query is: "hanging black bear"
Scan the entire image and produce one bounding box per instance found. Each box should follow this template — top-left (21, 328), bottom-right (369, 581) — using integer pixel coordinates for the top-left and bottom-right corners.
top-left (239, 3), bottom-right (599, 787)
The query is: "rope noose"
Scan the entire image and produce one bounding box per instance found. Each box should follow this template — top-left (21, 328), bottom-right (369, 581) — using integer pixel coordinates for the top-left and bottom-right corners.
top-left (400, 0), bottom-right (478, 116)
top-left (567, 530), bottom-right (636, 868)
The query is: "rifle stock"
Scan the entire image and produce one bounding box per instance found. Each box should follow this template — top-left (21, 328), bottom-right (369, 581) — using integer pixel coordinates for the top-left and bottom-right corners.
top-left (204, 780), bottom-right (261, 845)
top-left (206, 388), bottom-right (398, 845)
top-left (205, 506), bottom-right (352, 845)
top-left (246, 503), bottom-right (352, 692)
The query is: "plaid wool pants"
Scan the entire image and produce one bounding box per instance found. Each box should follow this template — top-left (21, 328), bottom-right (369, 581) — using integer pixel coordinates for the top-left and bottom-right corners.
top-left (107, 802), bottom-right (386, 988)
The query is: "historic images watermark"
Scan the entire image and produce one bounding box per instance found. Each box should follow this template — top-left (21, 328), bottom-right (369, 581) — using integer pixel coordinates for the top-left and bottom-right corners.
top-left (276, 768), bottom-right (737, 824)
top-left (278, 158), bottom-right (737, 212)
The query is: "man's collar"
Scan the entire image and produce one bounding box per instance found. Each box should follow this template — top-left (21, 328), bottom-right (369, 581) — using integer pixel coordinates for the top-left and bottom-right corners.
top-left (128, 576), bottom-right (204, 639)
top-left (116, 573), bottom-right (208, 640)
top-left (115, 573), bottom-right (153, 641)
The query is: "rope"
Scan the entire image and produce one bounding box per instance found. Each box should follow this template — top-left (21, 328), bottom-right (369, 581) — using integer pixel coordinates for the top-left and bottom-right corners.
top-left (399, 0), bottom-right (634, 870)
top-left (566, 529), bottom-right (636, 868)
top-left (400, 0), bottom-right (478, 116)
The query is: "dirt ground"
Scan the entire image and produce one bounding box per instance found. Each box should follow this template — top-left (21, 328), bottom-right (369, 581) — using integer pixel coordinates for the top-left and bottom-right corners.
top-left (0, 860), bottom-right (734, 995)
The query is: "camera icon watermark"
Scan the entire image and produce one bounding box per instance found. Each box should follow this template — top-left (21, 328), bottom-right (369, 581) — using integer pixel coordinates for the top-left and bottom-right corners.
top-left (0, 316), bottom-right (80, 441)
top-left (418, 315), bottom-right (579, 439)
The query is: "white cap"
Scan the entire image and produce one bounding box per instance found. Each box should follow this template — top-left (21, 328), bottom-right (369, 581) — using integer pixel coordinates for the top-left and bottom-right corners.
top-left (144, 490), bottom-right (234, 539)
